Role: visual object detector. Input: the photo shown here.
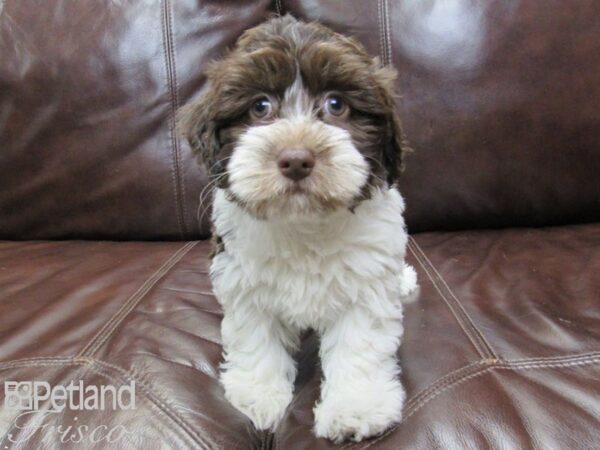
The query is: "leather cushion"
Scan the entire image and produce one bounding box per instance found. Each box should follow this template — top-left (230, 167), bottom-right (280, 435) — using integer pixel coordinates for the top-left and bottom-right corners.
top-left (1, 223), bottom-right (598, 448)
top-left (282, 0), bottom-right (600, 232)
top-left (0, 0), bottom-right (271, 240)
top-left (3, 1), bottom-right (600, 239)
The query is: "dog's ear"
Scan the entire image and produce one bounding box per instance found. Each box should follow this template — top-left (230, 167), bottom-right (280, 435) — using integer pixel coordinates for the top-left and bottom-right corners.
top-left (384, 111), bottom-right (409, 186)
top-left (178, 89), bottom-right (220, 178)
top-left (374, 65), bottom-right (411, 186)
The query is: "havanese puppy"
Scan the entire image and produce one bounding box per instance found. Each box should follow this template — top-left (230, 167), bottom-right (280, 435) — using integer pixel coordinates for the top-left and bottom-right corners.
top-left (180, 14), bottom-right (417, 443)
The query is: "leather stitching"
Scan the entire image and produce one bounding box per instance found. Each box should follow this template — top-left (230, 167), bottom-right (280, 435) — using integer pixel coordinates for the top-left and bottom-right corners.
top-left (0, 357), bottom-right (222, 449)
top-left (407, 240), bottom-right (490, 358)
top-left (356, 352), bottom-right (600, 449)
top-left (90, 359), bottom-right (218, 449)
top-left (409, 238), bottom-right (498, 358)
top-left (3, 354), bottom-right (598, 448)
top-left (401, 360), bottom-right (484, 412)
top-left (508, 352), bottom-right (600, 364)
top-left (78, 242), bottom-right (197, 357)
top-left (161, 0), bottom-right (187, 239)
top-left (275, 0), bottom-right (283, 16)
top-left (377, 0), bottom-right (385, 64)
top-left (402, 351), bottom-right (600, 416)
top-left (410, 237), bottom-right (498, 358)
top-left (383, 0), bottom-right (392, 65)
top-left (0, 357), bottom-right (75, 370)
top-left (501, 352), bottom-right (600, 367)
top-left (0, 359), bottom-right (89, 449)
top-left (340, 361), bottom-right (486, 449)
top-left (167, 0), bottom-right (189, 237)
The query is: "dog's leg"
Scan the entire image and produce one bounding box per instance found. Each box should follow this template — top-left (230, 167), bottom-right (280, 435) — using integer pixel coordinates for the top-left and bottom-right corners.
top-left (314, 305), bottom-right (405, 443)
top-left (219, 302), bottom-right (298, 431)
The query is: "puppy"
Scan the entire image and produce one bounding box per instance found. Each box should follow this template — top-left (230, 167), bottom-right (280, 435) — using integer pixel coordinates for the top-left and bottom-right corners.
top-left (180, 15), bottom-right (417, 443)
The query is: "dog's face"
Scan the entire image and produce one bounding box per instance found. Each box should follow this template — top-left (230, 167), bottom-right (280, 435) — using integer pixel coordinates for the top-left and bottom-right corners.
top-left (180, 15), bottom-right (407, 220)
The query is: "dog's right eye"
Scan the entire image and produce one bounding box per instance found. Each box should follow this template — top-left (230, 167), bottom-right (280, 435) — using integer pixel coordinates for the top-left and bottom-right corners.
top-left (250, 97), bottom-right (272, 119)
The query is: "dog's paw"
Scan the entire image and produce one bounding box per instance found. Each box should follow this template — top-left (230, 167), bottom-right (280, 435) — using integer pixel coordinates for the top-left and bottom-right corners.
top-left (313, 380), bottom-right (405, 443)
top-left (221, 370), bottom-right (293, 431)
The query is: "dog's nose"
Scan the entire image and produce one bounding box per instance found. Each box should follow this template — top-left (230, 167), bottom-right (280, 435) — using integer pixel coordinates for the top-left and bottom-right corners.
top-left (277, 147), bottom-right (315, 181)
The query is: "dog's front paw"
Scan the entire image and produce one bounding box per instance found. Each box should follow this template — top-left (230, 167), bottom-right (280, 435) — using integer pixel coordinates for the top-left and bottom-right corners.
top-left (313, 380), bottom-right (405, 443)
top-left (221, 369), bottom-right (293, 431)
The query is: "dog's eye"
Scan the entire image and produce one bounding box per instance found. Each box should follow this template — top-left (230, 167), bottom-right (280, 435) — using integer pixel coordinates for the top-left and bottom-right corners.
top-left (324, 95), bottom-right (348, 117)
top-left (250, 97), bottom-right (272, 119)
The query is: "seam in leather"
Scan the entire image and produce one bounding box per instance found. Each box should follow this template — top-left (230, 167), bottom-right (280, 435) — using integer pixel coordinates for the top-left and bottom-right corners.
top-left (4, 354), bottom-right (597, 448)
top-left (161, 0), bottom-right (187, 239)
top-left (356, 353), bottom-right (600, 449)
top-left (504, 352), bottom-right (600, 368)
top-left (0, 357), bottom-right (218, 449)
top-left (0, 357), bottom-right (75, 370)
top-left (339, 361), bottom-right (484, 449)
top-left (383, 0), bottom-right (392, 65)
top-left (275, 0), bottom-right (283, 16)
top-left (260, 430), bottom-right (275, 450)
top-left (90, 359), bottom-right (218, 449)
top-left (339, 360), bottom-right (486, 449)
top-left (410, 238), bottom-right (498, 358)
top-left (167, 0), bottom-right (189, 236)
top-left (401, 360), bottom-right (484, 413)
top-left (409, 237), bottom-right (498, 358)
top-left (0, 360), bottom-right (90, 449)
top-left (377, 0), bottom-right (385, 65)
top-left (407, 240), bottom-right (490, 359)
top-left (163, 287), bottom-right (218, 297)
top-left (89, 368), bottom-right (208, 448)
top-left (408, 238), bottom-right (495, 357)
top-left (77, 242), bottom-right (197, 357)
top-left (0, 357), bottom-right (226, 449)
top-left (507, 351), bottom-right (600, 364)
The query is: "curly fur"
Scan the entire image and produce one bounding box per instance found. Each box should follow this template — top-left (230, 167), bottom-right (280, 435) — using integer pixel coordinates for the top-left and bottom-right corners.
top-left (180, 14), bottom-right (417, 443)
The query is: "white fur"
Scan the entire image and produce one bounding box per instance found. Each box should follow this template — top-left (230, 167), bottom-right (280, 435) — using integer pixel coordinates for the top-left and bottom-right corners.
top-left (228, 117), bottom-right (370, 220)
top-left (211, 187), bottom-right (417, 441)
top-left (225, 74), bottom-right (371, 221)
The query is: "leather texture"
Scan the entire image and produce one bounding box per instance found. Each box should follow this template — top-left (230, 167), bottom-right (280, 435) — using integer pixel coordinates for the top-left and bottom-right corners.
top-left (0, 0), bottom-right (271, 240)
top-left (282, 0), bottom-right (600, 232)
top-left (1, 225), bottom-right (598, 449)
top-left (2, 0), bottom-right (600, 239)
top-left (1, 0), bottom-right (599, 449)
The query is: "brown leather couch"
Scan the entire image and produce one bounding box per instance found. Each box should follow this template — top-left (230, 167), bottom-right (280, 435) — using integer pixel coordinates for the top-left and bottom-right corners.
top-left (1, 1), bottom-right (599, 449)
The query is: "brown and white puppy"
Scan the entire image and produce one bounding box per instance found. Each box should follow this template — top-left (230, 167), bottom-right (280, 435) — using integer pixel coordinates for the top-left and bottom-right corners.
top-left (180, 15), bottom-right (417, 443)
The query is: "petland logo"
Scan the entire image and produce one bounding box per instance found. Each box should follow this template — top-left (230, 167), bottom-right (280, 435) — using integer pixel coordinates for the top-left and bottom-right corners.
top-left (4, 380), bottom-right (136, 412)
top-left (3, 380), bottom-right (136, 445)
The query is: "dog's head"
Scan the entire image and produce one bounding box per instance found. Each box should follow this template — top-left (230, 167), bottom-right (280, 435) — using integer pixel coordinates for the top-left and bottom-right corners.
top-left (180, 15), bottom-right (408, 220)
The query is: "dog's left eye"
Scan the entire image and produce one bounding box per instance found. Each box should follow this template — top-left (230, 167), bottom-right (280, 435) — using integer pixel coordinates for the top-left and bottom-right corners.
top-left (250, 97), bottom-right (273, 119)
top-left (323, 94), bottom-right (348, 117)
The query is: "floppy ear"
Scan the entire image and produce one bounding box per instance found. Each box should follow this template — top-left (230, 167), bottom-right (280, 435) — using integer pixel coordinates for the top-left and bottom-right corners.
top-left (383, 111), bottom-right (410, 185)
top-left (374, 65), bottom-right (411, 186)
top-left (177, 91), bottom-right (221, 179)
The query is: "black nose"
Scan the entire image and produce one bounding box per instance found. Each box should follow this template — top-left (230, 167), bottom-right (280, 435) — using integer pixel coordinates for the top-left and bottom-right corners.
top-left (277, 148), bottom-right (315, 181)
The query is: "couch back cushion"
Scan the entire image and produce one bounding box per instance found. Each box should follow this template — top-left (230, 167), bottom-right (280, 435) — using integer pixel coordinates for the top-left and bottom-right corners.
top-left (0, 0), bottom-right (270, 240)
top-left (284, 0), bottom-right (600, 231)
top-left (1, 0), bottom-right (599, 239)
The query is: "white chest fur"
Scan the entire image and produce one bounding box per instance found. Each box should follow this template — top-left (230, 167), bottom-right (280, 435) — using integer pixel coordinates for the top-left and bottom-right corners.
top-left (210, 188), bottom-right (409, 330)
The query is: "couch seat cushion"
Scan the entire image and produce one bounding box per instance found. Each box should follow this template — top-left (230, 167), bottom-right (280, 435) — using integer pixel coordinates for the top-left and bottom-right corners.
top-left (1, 223), bottom-right (599, 448)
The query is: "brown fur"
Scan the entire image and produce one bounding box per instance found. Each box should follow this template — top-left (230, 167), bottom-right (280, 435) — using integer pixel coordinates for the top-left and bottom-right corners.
top-left (180, 15), bottom-right (408, 176)
top-left (210, 232), bottom-right (225, 259)
top-left (179, 14), bottom-right (410, 233)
